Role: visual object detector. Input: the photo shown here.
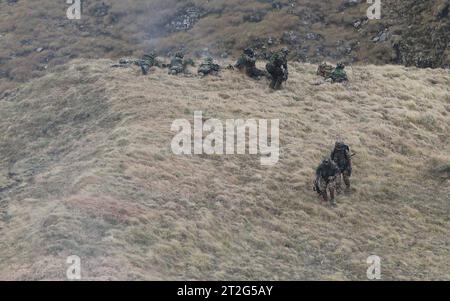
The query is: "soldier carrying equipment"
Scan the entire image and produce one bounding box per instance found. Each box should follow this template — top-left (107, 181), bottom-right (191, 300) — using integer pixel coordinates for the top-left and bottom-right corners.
top-left (331, 141), bottom-right (353, 190)
top-left (111, 52), bottom-right (162, 75)
top-left (266, 47), bottom-right (289, 90)
top-left (139, 52), bottom-right (161, 75)
top-left (314, 157), bottom-right (340, 207)
top-left (329, 62), bottom-right (348, 83)
top-left (198, 57), bottom-right (221, 76)
top-left (316, 62), bottom-right (334, 78)
top-left (234, 48), bottom-right (266, 79)
top-left (168, 52), bottom-right (187, 75)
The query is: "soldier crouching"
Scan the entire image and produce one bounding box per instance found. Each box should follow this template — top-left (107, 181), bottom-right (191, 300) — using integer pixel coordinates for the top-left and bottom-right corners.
top-left (314, 158), bottom-right (340, 207)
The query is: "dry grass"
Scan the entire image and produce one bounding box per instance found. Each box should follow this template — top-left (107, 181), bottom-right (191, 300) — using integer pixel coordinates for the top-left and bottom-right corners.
top-left (0, 59), bottom-right (449, 280)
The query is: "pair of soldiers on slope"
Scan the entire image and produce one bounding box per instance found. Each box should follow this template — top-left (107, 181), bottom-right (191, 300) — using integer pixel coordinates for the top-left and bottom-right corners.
top-left (157, 52), bottom-right (220, 76)
top-left (317, 62), bottom-right (348, 83)
top-left (234, 47), bottom-right (290, 90)
top-left (315, 141), bottom-right (353, 207)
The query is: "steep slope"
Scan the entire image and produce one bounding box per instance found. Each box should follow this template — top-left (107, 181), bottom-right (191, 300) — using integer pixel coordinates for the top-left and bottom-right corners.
top-left (0, 60), bottom-right (449, 280)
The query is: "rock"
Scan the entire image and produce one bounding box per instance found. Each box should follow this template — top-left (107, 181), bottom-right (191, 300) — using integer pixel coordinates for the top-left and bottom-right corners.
top-left (372, 30), bottom-right (390, 43)
top-left (91, 2), bottom-right (110, 17)
top-left (281, 31), bottom-right (299, 45)
top-left (271, 1), bottom-right (284, 10)
top-left (169, 6), bottom-right (205, 32)
top-left (36, 47), bottom-right (44, 52)
top-left (243, 11), bottom-right (266, 23)
top-left (305, 32), bottom-right (323, 41)
top-left (339, 0), bottom-right (362, 10)
top-left (353, 17), bottom-right (368, 29)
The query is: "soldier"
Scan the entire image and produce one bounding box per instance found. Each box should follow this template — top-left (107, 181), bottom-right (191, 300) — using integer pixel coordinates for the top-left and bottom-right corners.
top-left (111, 52), bottom-right (162, 75)
top-left (330, 62), bottom-right (348, 83)
top-left (314, 157), bottom-right (340, 207)
top-left (198, 56), bottom-right (221, 76)
top-left (234, 48), bottom-right (266, 79)
top-left (168, 52), bottom-right (186, 75)
top-left (266, 47), bottom-right (289, 90)
top-left (139, 52), bottom-right (161, 75)
top-left (316, 62), bottom-right (334, 78)
top-left (331, 141), bottom-right (353, 190)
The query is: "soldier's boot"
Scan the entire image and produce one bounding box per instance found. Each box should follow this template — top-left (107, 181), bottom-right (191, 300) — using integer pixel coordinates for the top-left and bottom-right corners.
top-left (141, 64), bottom-right (150, 75)
top-left (270, 79), bottom-right (276, 89)
top-left (335, 176), bottom-right (342, 194)
top-left (343, 173), bottom-right (351, 189)
top-left (273, 78), bottom-right (282, 90)
top-left (329, 188), bottom-right (337, 207)
top-left (321, 191), bottom-right (328, 203)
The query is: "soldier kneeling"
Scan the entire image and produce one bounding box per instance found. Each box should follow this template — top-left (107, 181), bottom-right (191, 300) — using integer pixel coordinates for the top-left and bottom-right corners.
top-left (235, 48), bottom-right (266, 79)
top-left (329, 62), bottom-right (348, 83)
top-left (266, 47), bottom-right (289, 90)
top-left (198, 57), bottom-right (220, 76)
top-left (314, 158), bottom-right (340, 207)
top-left (169, 52), bottom-right (186, 75)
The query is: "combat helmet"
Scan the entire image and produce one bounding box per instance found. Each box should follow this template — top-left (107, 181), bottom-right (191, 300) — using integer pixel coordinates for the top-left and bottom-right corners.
top-left (336, 62), bottom-right (346, 69)
top-left (244, 48), bottom-right (255, 56)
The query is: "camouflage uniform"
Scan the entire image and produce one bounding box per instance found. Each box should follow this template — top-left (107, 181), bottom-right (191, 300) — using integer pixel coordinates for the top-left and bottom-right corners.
top-left (266, 47), bottom-right (289, 90)
top-left (169, 52), bottom-right (186, 75)
top-left (331, 141), bottom-right (352, 190)
top-left (139, 52), bottom-right (160, 75)
top-left (112, 53), bottom-right (161, 75)
top-left (235, 48), bottom-right (266, 79)
top-left (330, 62), bottom-right (348, 83)
top-left (315, 158), bottom-right (340, 206)
top-left (317, 62), bottom-right (334, 78)
top-left (198, 57), bottom-right (221, 76)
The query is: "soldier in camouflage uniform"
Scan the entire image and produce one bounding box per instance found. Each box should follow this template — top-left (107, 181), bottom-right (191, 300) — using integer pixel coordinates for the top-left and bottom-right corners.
top-left (169, 52), bottom-right (187, 75)
top-left (314, 157), bottom-right (340, 207)
top-left (234, 48), bottom-right (266, 79)
top-left (331, 141), bottom-right (353, 190)
top-left (111, 52), bottom-right (162, 75)
top-left (139, 52), bottom-right (161, 75)
top-left (316, 62), bottom-right (334, 78)
top-left (266, 47), bottom-right (289, 90)
top-left (330, 62), bottom-right (348, 83)
top-left (198, 56), bottom-right (221, 76)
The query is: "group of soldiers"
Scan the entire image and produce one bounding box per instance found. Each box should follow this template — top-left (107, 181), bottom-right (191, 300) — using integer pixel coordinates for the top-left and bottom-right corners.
top-left (113, 48), bottom-right (349, 89)
top-left (112, 47), bottom-right (297, 90)
top-left (316, 61), bottom-right (349, 83)
top-left (113, 52), bottom-right (222, 76)
top-left (234, 47), bottom-right (290, 90)
top-left (314, 141), bottom-right (354, 207)
top-left (114, 50), bottom-right (352, 207)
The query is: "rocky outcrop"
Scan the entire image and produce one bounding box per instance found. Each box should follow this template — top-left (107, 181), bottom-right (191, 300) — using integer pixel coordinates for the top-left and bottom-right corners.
top-left (389, 0), bottom-right (449, 68)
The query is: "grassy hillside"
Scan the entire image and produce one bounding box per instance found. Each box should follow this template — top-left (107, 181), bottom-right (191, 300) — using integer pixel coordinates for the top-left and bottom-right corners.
top-left (0, 59), bottom-right (449, 280)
